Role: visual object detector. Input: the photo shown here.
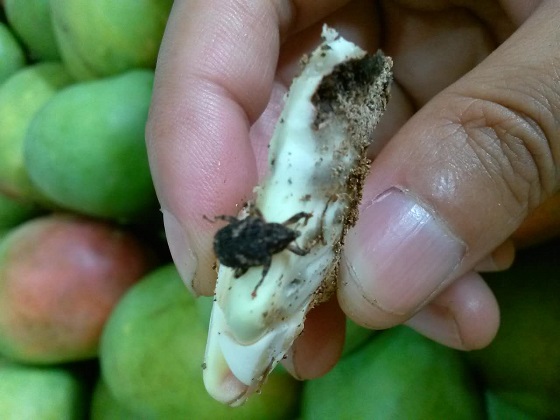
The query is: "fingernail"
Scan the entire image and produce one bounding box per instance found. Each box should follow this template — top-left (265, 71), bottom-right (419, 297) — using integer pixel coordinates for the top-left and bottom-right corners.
top-left (344, 188), bottom-right (466, 316)
top-left (162, 209), bottom-right (199, 296)
top-left (405, 304), bottom-right (465, 350)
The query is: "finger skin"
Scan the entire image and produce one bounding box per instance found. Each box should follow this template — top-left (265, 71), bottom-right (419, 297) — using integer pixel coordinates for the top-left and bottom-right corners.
top-left (282, 297), bottom-right (346, 380)
top-left (474, 240), bottom-right (515, 272)
top-left (147, 0), bottom-right (559, 382)
top-left (147, 0), bottom-right (283, 295)
top-left (405, 271), bottom-right (500, 350)
top-left (340, 1), bottom-right (560, 332)
top-left (146, 0), bottom-right (355, 295)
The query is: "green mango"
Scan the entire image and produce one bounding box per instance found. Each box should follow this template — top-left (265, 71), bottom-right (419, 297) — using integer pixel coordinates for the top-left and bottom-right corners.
top-left (342, 317), bottom-right (376, 357)
top-left (485, 391), bottom-right (539, 420)
top-left (100, 265), bottom-right (301, 419)
top-left (4, 0), bottom-right (60, 60)
top-left (0, 23), bottom-right (25, 85)
top-left (0, 62), bottom-right (73, 202)
top-left (24, 70), bottom-right (158, 222)
top-left (302, 326), bottom-right (484, 419)
top-left (0, 192), bottom-right (39, 230)
top-left (50, 0), bottom-right (173, 80)
top-left (90, 378), bottom-right (142, 420)
top-left (0, 360), bottom-right (87, 419)
top-left (468, 240), bottom-right (560, 418)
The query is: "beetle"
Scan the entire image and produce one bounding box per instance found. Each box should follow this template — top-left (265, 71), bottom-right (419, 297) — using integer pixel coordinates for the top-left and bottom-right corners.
top-left (206, 207), bottom-right (312, 298)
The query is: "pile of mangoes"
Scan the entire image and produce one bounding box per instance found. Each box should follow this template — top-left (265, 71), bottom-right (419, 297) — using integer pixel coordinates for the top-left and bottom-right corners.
top-left (0, 1), bottom-right (559, 418)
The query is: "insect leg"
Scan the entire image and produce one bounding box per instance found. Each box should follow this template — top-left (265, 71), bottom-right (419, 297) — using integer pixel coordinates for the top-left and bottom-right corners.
top-left (203, 214), bottom-right (238, 224)
top-left (287, 243), bottom-right (309, 256)
top-left (250, 205), bottom-right (265, 220)
top-left (251, 258), bottom-right (271, 299)
top-left (282, 212), bottom-right (312, 226)
top-left (234, 266), bottom-right (249, 278)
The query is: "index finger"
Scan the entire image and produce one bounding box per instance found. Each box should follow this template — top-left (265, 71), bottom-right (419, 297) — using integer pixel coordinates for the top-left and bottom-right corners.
top-left (146, 1), bottom-right (354, 295)
top-left (146, 2), bottom-right (284, 295)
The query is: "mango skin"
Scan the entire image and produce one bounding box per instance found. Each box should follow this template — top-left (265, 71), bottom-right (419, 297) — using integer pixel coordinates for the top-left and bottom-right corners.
top-left (0, 193), bottom-right (39, 230)
top-left (468, 240), bottom-right (560, 418)
top-left (0, 214), bottom-right (154, 364)
top-left (0, 360), bottom-right (87, 419)
top-left (50, 0), bottom-right (173, 80)
top-left (0, 23), bottom-right (26, 84)
top-left (302, 326), bottom-right (484, 419)
top-left (90, 378), bottom-right (141, 420)
top-left (342, 317), bottom-right (376, 357)
top-left (0, 62), bottom-right (73, 202)
top-left (24, 70), bottom-right (157, 222)
top-left (4, 0), bottom-right (60, 60)
top-left (100, 265), bottom-right (301, 419)
top-left (484, 391), bottom-right (538, 420)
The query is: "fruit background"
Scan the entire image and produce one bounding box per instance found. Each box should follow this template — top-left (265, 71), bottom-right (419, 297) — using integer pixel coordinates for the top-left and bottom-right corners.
top-left (0, 1), bottom-right (559, 418)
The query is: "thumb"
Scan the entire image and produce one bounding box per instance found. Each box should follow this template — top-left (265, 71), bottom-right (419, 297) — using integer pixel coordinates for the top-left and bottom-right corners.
top-left (339, 2), bottom-right (559, 345)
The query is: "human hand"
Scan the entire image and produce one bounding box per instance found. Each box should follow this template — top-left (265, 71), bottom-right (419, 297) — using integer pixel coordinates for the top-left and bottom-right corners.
top-left (146, 0), bottom-right (559, 380)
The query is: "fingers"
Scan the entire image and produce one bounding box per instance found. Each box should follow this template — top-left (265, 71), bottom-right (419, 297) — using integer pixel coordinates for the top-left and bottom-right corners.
top-left (381, 1), bottom-right (499, 107)
top-left (282, 296), bottom-right (346, 380)
top-left (340, 1), bottom-right (560, 328)
top-left (146, 0), bottom-right (360, 295)
top-left (405, 271), bottom-right (500, 350)
top-left (146, 1), bottom-right (285, 295)
top-left (288, 270), bottom-right (500, 379)
top-left (473, 240), bottom-right (515, 272)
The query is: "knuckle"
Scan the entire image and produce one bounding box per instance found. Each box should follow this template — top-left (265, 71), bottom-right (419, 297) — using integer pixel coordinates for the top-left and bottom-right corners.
top-left (457, 93), bottom-right (559, 213)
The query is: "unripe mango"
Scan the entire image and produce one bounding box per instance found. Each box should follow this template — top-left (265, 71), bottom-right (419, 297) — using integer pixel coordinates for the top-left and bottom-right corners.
top-left (0, 360), bottom-right (87, 419)
top-left (302, 326), bottom-right (484, 419)
top-left (50, 0), bottom-right (173, 80)
top-left (90, 378), bottom-right (140, 420)
top-left (24, 70), bottom-right (157, 222)
top-left (101, 265), bottom-right (301, 419)
top-left (484, 391), bottom-right (537, 420)
top-left (0, 62), bottom-right (73, 202)
top-left (0, 193), bottom-right (39, 230)
top-left (0, 23), bottom-right (25, 84)
top-left (342, 317), bottom-right (376, 356)
top-left (4, 0), bottom-right (60, 60)
top-left (468, 241), bottom-right (560, 418)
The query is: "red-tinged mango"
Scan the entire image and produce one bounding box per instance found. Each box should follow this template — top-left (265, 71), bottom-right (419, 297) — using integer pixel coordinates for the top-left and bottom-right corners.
top-left (0, 214), bottom-right (154, 364)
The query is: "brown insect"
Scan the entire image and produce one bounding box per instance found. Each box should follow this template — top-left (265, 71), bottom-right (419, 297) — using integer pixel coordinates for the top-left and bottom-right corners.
top-left (206, 208), bottom-right (311, 298)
